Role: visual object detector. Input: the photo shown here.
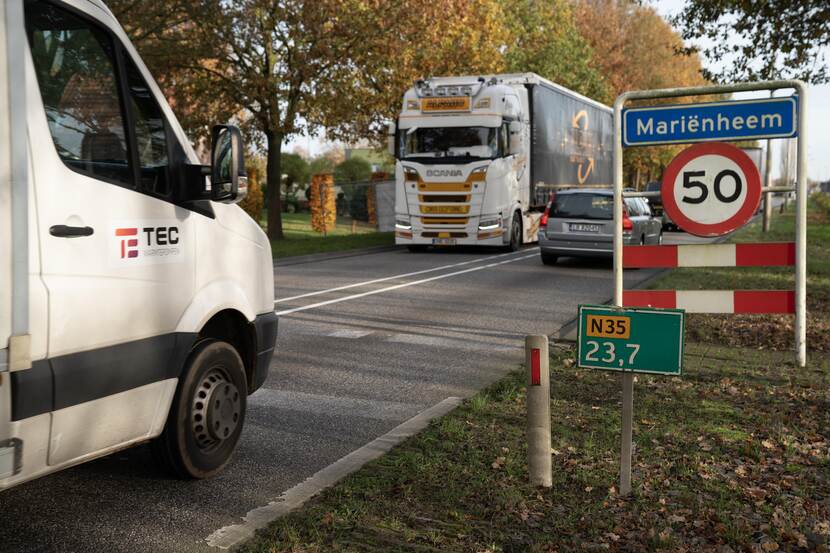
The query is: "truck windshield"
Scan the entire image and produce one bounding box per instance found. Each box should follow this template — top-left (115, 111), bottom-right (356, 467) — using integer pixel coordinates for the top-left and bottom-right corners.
top-left (398, 127), bottom-right (498, 162)
top-left (552, 193), bottom-right (613, 220)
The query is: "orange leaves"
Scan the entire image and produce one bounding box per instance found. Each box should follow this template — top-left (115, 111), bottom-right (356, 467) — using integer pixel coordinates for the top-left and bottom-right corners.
top-left (309, 173), bottom-right (337, 233)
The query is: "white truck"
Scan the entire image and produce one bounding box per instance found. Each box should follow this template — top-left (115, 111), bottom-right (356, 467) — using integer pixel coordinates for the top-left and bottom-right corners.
top-left (389, 73), bottom-right (612, 250)
top-left (0, 0), bottom-right (277, 490)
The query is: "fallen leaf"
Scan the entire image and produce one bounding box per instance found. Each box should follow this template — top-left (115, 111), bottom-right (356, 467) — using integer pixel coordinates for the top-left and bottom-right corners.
top-left (762, 439), bottom-right (776, 449)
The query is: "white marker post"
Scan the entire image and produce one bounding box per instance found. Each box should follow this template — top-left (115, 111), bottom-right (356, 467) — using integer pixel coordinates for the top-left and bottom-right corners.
top-left (526, 335), bottom-right (551, 488)
top-left (613, 80), bottom-right (808, 496)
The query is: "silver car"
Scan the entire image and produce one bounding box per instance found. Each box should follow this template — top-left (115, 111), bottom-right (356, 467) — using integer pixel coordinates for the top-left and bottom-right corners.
top-left (538, 189), bottom-right (662, 265)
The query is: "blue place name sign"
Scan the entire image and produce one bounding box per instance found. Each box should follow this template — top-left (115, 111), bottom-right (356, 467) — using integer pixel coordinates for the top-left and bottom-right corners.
top-left (623, 96), bottom-right (798, 147)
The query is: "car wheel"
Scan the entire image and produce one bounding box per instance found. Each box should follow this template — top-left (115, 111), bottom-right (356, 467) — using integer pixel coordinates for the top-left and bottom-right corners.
top-left (541, 252), bottom-right (558, 265)
top-left (407, 245), bottom-right (428, 253)
top-left (505, 213), bottom-right (522, 252)
top-left (153, 339), bottom-right (247, 479)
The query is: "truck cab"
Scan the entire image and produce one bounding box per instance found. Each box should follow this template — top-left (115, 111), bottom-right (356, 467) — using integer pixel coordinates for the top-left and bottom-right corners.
top-left (0, 0), bottom-right (277, 489)
top-left (391, 75), bottom-right (534, 250)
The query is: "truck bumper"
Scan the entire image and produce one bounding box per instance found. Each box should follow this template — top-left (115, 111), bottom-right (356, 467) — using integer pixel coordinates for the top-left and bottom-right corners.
top-left (395, 230), bottom-right (505, 247)
top-left (251, 311), bottom-right (278, 393)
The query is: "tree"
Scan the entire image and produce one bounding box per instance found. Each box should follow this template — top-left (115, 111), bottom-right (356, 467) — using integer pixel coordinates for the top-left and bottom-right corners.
top-left (672, 1), bottom-right (830, 84)
top-left (282, 153), bottom-right (310, 189)
top-left (333, 158), bottom-right (372, 184)
top-left (112, 0), bottom-right (508, 241)
top-left (502, 0), bottom-right (609, 102)
top-left (575, 0), bottom-right (709, 186)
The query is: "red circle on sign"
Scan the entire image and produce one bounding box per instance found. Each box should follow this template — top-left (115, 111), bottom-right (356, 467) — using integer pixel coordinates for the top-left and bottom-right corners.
top-left (661, 142), bottom-right (762, 237)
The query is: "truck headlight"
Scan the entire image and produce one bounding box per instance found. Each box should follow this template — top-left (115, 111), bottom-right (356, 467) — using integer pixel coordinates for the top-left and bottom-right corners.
top-left (478, 217), bottom-right (501, 231)
top-left (395, 218), bottom-right (412, 230)
top-left (403, 167), bottom-right (418, 182)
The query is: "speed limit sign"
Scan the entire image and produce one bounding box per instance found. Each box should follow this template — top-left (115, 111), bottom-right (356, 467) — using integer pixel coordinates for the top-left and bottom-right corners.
top-left (661, 142), bottom-right (762, 237)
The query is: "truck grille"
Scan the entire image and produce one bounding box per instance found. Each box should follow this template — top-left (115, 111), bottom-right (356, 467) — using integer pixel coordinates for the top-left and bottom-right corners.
top-left (422, 232), bottom-right (468, 238)
top-left (420, 194), bottom-right (470, 203)
top-left (421, 217), bottom-right (468, 225)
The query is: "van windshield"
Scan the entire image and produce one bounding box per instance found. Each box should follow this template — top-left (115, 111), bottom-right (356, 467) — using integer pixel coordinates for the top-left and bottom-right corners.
top-left (398, 127), bottom-right (498, 163)
top-left (552, 194), bottom-right (613, 220)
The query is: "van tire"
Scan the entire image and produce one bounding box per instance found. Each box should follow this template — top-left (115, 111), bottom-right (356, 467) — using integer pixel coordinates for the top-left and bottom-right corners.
top-left (153, 339), bottom-right (247, 479)
top-left (505, 213), bottom-right (522, 252)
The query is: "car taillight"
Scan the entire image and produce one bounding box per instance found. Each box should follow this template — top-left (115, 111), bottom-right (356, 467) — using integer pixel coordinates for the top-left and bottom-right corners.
top-left (622, 210), bottom-right (633, 231)
top-left (540, 204), bottom-right (550, 228)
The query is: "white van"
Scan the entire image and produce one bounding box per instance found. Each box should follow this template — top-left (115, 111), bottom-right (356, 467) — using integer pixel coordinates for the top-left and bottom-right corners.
top-left (0, 0), bottom-right (277, 490)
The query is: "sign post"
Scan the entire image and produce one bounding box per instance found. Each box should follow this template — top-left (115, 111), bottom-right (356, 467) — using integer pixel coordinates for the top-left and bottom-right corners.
top-left (612, 80), bottom-right (807, 496)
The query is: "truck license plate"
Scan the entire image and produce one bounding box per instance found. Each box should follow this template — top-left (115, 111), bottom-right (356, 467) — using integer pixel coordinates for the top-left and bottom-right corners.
top-left (432, 238), bottom-right (457, 245)
top-left (570, 223), bottom-right (601, 233)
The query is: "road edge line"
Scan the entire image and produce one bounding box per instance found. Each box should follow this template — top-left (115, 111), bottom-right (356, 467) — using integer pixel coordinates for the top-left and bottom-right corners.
top-left (205, 396), bottom-right (464, 550)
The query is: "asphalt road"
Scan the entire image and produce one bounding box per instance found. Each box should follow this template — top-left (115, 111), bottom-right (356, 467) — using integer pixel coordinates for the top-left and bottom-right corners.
top-left (0, 235), bottom-right (701, 553)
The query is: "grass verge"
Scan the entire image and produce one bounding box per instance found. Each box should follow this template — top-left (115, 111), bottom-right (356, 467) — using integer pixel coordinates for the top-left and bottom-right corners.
top-left (270, 213), bottom-right (394, 259)
top-left (648, 198), bottom-right (830, 351)
top-left (243, 197), bottom-right (830, 552)
top-left (242, 344), bottom-right (830, 552)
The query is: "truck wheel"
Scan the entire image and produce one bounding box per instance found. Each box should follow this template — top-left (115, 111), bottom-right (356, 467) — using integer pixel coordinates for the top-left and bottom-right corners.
top-left (506, 213), bottom-right (522, 252)
top-left (153, 339), bottom-right (247, 479)
top-left (541, 252), bottom-right (558, 265)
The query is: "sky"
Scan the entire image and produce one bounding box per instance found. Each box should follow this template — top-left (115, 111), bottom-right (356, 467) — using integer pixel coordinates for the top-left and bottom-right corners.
top-left (285, 1), bottom-right (830, 182)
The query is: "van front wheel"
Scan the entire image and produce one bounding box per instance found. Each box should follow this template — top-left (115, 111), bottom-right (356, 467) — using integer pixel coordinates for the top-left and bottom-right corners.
top-left (153, 339), bottom-right (247, 479)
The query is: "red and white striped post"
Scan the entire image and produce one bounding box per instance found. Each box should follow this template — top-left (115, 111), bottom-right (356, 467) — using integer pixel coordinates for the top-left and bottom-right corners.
top-left (612, 80), bottom-right (808, 498)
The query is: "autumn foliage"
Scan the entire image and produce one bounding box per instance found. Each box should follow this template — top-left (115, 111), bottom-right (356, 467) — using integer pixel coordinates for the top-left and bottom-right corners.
top-left (309, 174), bottom-right (337, 233)
top-left (111, 0), bottom-right (712, 230)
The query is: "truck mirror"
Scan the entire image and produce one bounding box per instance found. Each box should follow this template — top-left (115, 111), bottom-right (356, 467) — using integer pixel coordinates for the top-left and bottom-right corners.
top-left (386, 122), bottom-right (397, 158)
top-left (211, 125), bottom-right (248, 203)
top-left (508, 121), bottom-right (523, 155)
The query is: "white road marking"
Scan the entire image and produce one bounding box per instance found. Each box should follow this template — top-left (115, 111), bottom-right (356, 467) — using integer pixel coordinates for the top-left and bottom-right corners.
top-left (205, 396), bottom-right (463, 550)
top-left (327, 329), bottom-right (374, 339)
top-left (276, 253), bottom-right (539, 316)
top-left (274, 248), bottom-right (538, 303)
top-left (387, 333), bottom-right (519, 352)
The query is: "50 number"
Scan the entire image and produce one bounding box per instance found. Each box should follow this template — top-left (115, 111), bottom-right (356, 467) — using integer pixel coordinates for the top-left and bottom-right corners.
top-left (682, 169), bottom-right (742, 205)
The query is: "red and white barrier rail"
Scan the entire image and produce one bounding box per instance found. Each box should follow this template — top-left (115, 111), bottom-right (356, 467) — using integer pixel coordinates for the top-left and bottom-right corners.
top-left (623, 290), bottom-right (795, 314)
top-left (623, 242), bottom-right (795, 268)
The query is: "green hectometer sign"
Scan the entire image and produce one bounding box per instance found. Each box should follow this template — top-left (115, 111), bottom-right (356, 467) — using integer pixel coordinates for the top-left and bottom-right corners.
top-left (577, 305), bottom-right (685, 375)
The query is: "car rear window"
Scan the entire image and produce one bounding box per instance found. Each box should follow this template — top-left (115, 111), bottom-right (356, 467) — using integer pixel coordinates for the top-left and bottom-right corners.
top-left (552, 194), bottom-right (613, 220)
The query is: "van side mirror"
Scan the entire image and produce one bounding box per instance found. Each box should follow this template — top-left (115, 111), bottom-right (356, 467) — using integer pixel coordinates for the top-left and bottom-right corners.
top-left (211, 125), bottom-right (248, 203)
top-left (386, 122), bottom-right (397, 158)
top-left (508, 121), bottom-right (523, 155)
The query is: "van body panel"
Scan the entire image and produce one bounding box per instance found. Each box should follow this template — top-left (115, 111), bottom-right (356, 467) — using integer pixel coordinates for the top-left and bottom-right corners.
top-left (0, 2), bottom-right (11, 358)
top-left (0, 0), bottom-right (278, 490)
top-left (48, 379), bottom-right (177, 466)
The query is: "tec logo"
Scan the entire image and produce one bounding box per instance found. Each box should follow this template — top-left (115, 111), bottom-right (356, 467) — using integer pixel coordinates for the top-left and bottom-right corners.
top-left (116, 227), bottom-right (139, 258)
top-left (115, 226), bottom-right (180, 259)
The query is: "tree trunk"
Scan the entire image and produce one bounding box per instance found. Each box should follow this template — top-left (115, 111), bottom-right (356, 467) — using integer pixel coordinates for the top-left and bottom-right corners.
top-left (266, 130), bottom-right (284, 240)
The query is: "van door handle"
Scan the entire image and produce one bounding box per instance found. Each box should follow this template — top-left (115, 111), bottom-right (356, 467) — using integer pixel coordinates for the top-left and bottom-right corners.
top-left (49, 225), bottom-right (94, 238)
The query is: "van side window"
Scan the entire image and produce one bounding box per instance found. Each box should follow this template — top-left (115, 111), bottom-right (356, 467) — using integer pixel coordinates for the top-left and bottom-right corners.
top-left (124, 57), bottom-right (170, 196)
top-left (25, 0), bottom-right (132, 187)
